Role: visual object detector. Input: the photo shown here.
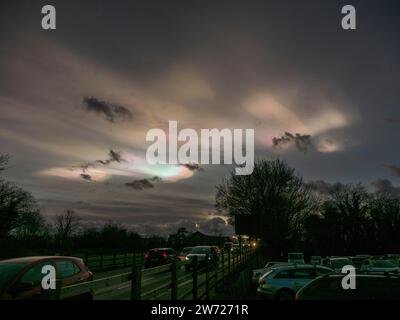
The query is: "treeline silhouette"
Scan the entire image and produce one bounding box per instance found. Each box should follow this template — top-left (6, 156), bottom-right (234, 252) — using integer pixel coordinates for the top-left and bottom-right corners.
top-left (216, 159), bottom-right (400, 259)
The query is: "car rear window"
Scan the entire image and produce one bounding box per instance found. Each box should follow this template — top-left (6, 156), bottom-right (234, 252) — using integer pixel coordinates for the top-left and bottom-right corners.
top-left (0, 262), bottom-right (28, 286)
top-left (56, 260), bottom-right (81, 278)
top-left (192, 247), bottom-right (211, 254)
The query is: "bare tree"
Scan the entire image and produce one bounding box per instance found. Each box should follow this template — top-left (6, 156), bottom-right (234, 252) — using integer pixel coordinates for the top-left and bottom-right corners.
top-left (54, 209), bottom-right (80, 250)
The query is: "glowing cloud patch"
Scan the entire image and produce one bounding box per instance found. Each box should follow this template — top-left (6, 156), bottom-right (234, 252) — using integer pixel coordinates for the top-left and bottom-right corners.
top-left (40, 167), bottom-right (109, 182)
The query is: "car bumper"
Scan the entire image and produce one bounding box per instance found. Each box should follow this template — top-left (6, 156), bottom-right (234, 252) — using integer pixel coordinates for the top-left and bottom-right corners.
top-left (257, 286), bottom-right (275, 299)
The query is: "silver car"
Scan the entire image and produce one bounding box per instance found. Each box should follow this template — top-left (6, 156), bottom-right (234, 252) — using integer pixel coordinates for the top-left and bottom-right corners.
top-left (252, 262), bottom-right (292, 285)
top-left (257, 264), bottom-right (334, 300)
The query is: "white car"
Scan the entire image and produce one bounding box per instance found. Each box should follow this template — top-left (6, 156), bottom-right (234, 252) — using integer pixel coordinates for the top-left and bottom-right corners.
top-left (360, 259), bottom-right (399, 273)
top-left (288, 252), bottom-right (305, 264)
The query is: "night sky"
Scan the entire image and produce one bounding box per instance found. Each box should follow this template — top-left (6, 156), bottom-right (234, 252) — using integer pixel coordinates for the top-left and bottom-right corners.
top-left (0, 0), bottom-right (399, 236)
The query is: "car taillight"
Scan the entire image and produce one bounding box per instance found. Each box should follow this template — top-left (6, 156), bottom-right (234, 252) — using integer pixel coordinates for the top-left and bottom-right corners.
top-left (162, 252), bottom-right (167, 258)
top-left (144, 253), bottom-right (149, 259)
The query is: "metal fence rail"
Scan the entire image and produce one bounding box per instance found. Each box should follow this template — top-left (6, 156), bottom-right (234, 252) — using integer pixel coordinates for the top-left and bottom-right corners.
top-left (43, 247), bottom-right (255, 300)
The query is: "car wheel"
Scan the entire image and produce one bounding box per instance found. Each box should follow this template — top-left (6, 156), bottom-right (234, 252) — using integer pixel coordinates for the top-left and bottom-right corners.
top-left (276, 288), bottom-right (295, 300)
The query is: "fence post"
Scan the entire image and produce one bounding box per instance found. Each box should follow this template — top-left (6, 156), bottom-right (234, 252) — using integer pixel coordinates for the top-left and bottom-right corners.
top-left (130, 264), bottom-right (142, 300)
top-left (232, 251), bottom-right (236, 272)
top-left (124, 253), bottom-right (127, 267)
top-left (192, 256), bottom-right (198, 300)
top-left (205, 254), bottom-right (210, 300)
top-left (113, 253), bottom-right (116, 269)
top-left (214, 254), bottom-right (219, 291)
top-left (171, 259), bottom-right (178, 300)
top-left (221, 250), bottom-right (225, 284)
top-left (99, 254), bottom-right (103, 271)
top-left (228, 250), bottom-right (231, 275)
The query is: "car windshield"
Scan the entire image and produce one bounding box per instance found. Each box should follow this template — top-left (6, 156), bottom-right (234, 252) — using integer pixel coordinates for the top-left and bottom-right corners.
top-left (331, 259), bottom-right (352, 268)
top-left (0, 262), bottom-right (28, 286)
top-left (181, 248), bottom-right (192, 254)
top-left (191, 247), bottom-right (211, 254)
top-left (372, 260), bottom-right (396, 268)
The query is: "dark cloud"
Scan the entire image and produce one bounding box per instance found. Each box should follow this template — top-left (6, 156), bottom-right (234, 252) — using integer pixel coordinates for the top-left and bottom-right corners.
top-left (83, 97), bottom-right (132, 123)
top-left (383, 164), bottom-right (400, 177)
top-left (80, 173), bottom-right (92, 181)
top-left (371, 179), bottom-right (400, 198)
top-left (95, 149), bottom-right (125, 166)
top-left (305, 180), bottom-right (346, 195)
top-left (387, 118), bottom-right (400, 124)
top-left (125, 179), bottom-right (155, 190)
top-left (149, 176), bottom-right (162, 182)
top-left (124, 176), bottom-right (162, 190)
top-left (182, 163), bottom-right (203, 171)
top-left (272, 132), bottom-right (312, 152)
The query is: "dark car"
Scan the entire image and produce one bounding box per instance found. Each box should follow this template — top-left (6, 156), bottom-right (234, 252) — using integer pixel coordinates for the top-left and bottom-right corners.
top-left (178, 247), bottom-right (193, 261)
top-left (144, 248), bottom-right (178, 268)
top-left (185, 246), bottom-right (220, 271)
top-left (296, 273), bottom-right (400, 300)
top-left (0, 256), bottom-right (93, 300)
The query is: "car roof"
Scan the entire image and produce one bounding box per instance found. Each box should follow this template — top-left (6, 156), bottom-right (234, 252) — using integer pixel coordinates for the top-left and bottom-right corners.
top-left (0, 256), bottom-right (82, 264)
top-left (272, 264), bottom-right (332, 271)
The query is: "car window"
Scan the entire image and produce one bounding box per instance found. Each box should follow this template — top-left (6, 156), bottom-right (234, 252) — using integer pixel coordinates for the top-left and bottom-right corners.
top-left (302, 278), bottom-right (343, 298)
top-left (0, 262), bottom-right (28, 286)
top-left (316, 267), bottom-right (333, 276)
top-left (19, 261), bottom-right (51, 285)
top-left (275, 270), bottom-right (294, 279)
top-left (55, 260), bottom-right (80, 279)
top-left (293, 268), bottom-right (315, 279)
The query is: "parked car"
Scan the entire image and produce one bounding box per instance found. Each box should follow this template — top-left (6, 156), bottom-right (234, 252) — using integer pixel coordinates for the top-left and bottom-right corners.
top-left (185, 246), bottom-right (220, 271)
top-left (310, 256), bottom-right (322, 265)
top-left (321, 257), bottom-right (353, 273)
top-left (144, 248), bottom-right (178, 268)
top-left (0, 256), bottom-right (93, 300)
top-left (178, 247), bottom-right (193, 261)
top-left (252, 262), bottom-right (292, 285)
top-left (257, 264), bottom-right (334, 300)
top-left (287, 252), bottom-right (305, 264)
top-left (360, 259), bottom-right (399, 273)
top-left (296, 273), bottom-right (400, 300)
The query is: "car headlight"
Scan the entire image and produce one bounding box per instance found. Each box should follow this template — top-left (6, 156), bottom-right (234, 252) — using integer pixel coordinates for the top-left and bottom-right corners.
top-left (185, 257), bottom-right (189, 260)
